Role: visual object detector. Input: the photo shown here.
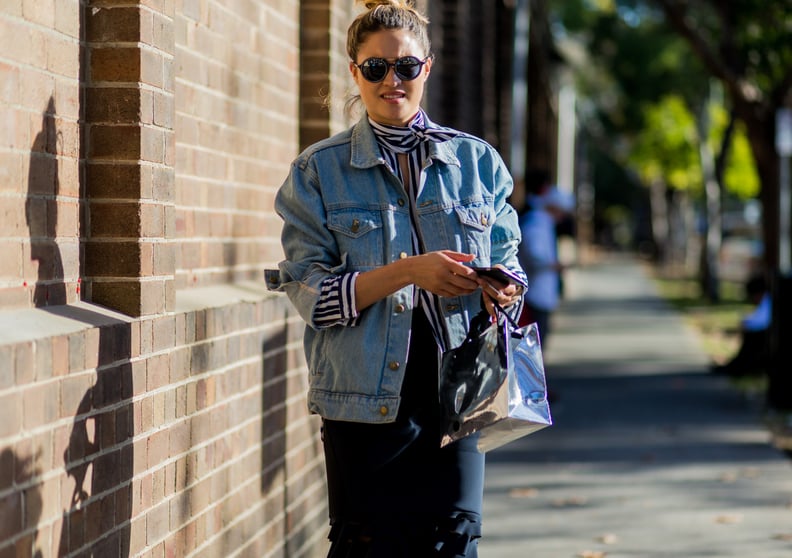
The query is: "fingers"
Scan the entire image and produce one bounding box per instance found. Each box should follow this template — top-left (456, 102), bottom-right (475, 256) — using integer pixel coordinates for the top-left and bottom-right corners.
top-left (442, 251), bottom-right (476, 264)
top-left (480, 290), bottom-right (498, 320)
top-left (479, 279), bottom-right (503, 299)
top-left (479, 279), bottom-right (522, 307)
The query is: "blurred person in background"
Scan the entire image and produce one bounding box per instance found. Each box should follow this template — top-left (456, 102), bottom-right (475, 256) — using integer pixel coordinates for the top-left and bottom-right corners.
top-left (711, 273), bottom-right (771, 377)
top-left (517, 169), bottom-right (575, 344)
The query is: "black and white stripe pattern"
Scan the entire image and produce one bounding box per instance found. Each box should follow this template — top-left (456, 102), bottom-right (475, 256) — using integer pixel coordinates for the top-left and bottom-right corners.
top-left (371, 111), bottom-right (460, 352)
top-left (314, 272), bottom-right (360, 328)
top-left (369, 110), bottom-right (459, 155)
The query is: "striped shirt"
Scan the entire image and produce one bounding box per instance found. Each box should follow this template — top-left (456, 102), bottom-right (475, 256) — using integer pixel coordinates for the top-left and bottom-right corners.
top-left (312, 111), bottom-right (459, 351)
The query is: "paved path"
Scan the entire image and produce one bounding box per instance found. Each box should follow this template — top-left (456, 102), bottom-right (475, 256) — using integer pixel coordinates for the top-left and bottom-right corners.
top-left (481, 255), bottom-right (792, 558)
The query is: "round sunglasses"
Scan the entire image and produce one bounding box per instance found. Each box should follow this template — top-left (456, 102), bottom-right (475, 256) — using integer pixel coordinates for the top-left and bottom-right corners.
top-left (354, 56), bottom-right (431, 83)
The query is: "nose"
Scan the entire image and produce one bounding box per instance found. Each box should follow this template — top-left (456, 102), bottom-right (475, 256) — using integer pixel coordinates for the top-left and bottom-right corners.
top-left (384, 65), bottom-right (401, 84)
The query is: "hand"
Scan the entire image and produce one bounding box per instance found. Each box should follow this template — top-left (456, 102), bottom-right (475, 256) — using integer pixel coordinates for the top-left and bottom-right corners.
top-left (476, 266), bottom-right (524, 319)
top-left (409, 251), bottom-right (481, 297)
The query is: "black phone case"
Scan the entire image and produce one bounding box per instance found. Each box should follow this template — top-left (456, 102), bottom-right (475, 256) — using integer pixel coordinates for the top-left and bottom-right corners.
top-left (472, 267), bottom-right (527, 288)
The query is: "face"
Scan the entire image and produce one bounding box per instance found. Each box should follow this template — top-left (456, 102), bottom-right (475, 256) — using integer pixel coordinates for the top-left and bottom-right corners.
top-left (350, 28), bottom-right (431, 127)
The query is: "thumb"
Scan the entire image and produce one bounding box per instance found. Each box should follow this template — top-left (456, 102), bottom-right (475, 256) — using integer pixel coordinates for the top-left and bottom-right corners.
top-left (443, 251), bottom-right (476, 263)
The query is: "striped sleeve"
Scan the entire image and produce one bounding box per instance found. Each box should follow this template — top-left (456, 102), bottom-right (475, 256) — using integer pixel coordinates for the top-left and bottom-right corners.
top-left (313, 272), bottom-right (360, 328)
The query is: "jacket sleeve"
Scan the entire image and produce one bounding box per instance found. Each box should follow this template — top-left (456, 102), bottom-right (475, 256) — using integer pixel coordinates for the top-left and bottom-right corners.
top-left (487, 150), bottom-right (527, 320)
top-left (271, 158), bottom-right (352, 328)
top-left (488, 150), bottom-right (527, 286)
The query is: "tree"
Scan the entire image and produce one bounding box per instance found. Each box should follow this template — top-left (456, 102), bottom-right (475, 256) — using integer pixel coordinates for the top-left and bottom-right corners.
top-left (629, 95), bottom-right (700, 266)
top-left (652, 0), bottom-right (792, 410)
top-left (654, 0), bottom-right (792, 273)
top-left (549, 0), bottom-right (711, 260)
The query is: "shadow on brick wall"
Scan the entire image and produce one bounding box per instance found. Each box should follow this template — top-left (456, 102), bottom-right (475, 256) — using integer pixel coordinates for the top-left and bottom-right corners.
top-left (26, 96), bottom-right (67, 307)
top-left (0, 448), bottom-right (44, 557)
top-left (261, 318), bottom-right (288, 494)
top-left (24, 97), bottom-right (135, 557)
top-left (55, 311), bottom-right (133, 557)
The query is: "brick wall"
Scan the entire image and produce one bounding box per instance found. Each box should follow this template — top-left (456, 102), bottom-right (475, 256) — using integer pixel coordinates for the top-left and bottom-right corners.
top-left (0, 291), bottom-right (326, 558)
top-left (0, 0), bottom-right (82, 309)
top-left (174, 0), bottom-right (299, 291)
top-left (1, 0), bottom-right (349, 556)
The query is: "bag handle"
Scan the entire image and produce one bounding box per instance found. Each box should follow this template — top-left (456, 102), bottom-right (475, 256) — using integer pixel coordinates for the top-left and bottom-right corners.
top-left (491, 301), bottom-right (521, 332)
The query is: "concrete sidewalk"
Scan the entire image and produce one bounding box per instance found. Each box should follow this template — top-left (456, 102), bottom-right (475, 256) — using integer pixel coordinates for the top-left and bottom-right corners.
top-left (480, 255), bottom-right (792, 558)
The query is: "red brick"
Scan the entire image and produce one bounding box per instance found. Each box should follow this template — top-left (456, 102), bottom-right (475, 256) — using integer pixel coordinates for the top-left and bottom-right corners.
top-left (85, 162), bottom-right (143, 199)
top-left (0, 392), bottom-right (22, 438)
top-left (86, 6), bottom-right (140, 43)
top-left (59, 373), bottom-right (94, 420)
top-left (47, 34), bottom-right (80, 79)
top-left (86, 87), bottom-right (142, 124)
top-left (22, 0), bottom-right (55, 27)
top-left (91, 47), bottom-right (142, 83)
top-left (129, 516), bottom-right (146, 555)
top-left (54, 0), bottom-right (80, 37)
top-left (89, 124), bottom-right (142, 161)
top-left (23, 381), bottom-right (59, 430)
top-left (54, 79), bottom-right (80, 123)
top-left (51, 335), bottom-right (69, 377)
top-left (0, 492), bottom-right (22, 542)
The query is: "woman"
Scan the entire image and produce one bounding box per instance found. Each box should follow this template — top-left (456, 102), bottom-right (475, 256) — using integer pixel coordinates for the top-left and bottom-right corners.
top-left (267, 1), bottom-right (525, 556)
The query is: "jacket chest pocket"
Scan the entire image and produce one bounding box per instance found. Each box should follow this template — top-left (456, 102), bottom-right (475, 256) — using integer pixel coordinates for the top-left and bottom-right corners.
top-left (454, 203), bottom-right (494, 259)
top-left (327, 208), bottom-right (384, 267)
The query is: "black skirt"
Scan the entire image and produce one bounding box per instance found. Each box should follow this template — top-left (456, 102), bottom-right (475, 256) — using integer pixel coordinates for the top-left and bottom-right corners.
top-left (322, 312), bottom-right (485, 558)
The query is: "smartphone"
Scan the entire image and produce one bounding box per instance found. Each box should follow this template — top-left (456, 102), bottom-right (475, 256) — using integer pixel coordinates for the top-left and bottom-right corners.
top-left (471, 266), bottom-right (528, 288)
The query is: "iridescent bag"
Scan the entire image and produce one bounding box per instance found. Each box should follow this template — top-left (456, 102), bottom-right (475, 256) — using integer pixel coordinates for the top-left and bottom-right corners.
top-left (439, 304), bottom-right (552, 452)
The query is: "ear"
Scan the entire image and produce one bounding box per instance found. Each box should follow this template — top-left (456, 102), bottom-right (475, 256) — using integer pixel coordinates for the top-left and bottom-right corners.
top-left (349, 60), bottom-right (359, 82)
top-left (423, 55), bottom-right (433, 79)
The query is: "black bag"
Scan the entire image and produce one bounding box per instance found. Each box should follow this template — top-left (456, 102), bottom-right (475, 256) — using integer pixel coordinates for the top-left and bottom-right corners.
top-left (439, 304), bottom-right (552, 452)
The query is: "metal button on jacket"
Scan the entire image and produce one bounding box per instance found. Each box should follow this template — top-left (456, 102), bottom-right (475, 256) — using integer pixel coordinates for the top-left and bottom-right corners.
top-left (388, 361), bottom-right (400, 370)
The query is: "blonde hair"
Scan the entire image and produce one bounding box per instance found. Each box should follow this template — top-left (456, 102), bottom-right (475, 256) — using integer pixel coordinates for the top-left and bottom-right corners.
top-left (344, 1), bottom-right (431, 116)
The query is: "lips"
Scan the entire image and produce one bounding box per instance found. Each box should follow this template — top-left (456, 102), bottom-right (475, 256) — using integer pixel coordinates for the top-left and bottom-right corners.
top-left (382, 92), bottom-right (406, 101)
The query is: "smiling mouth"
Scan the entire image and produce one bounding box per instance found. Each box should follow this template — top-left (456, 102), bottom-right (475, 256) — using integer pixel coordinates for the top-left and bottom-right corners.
top-left (382, 92), bottom-right (406, 101)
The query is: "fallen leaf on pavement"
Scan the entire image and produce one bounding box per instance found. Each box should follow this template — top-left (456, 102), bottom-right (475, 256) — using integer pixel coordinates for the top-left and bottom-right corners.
top-left (772, 533), bottom-right (792, 541)
top-left (509, 487), bottom-right (538, 498)
top-left (718, 472), bottom-right (738, 483)
top-left (715, 514), bottom-right (743, 524)
top-left (740, 467), bottom-right (760, 478)
top-left (577, 551), bottom-right (607, 558)
top-left (553, 496), bottom-right (588, 507)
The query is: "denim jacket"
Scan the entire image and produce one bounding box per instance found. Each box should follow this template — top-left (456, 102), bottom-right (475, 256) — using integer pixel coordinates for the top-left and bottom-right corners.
top-left (266, 115), bottom-right (525, 424)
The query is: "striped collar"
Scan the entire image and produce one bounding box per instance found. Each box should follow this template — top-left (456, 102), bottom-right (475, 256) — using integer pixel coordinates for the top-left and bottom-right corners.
top-left (369, 110), bottom-right (458, 153)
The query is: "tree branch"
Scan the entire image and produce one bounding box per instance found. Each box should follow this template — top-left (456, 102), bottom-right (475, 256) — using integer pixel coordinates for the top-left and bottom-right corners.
top-left (653, 0), bottom-right (762, 106)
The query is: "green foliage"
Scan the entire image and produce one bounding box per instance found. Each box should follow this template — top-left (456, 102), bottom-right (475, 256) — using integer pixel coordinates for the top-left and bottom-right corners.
top-left (675, 1), bottom-right (792, 95)
top-left (551, 0), bottom-right (768, 203)
top-left (551, 0), bottom-right (706, 138)
top-left (629, 95), bottom-right (700, 191)
top-left (724, 128), bottom-right (760, 199)
top-left (707, 103), bottom-right (761, 199)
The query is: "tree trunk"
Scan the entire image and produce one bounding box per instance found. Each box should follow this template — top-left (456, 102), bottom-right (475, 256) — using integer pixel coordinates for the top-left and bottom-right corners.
top-left (738, 106), bottom-right (780, 272)
top-left (697, 101), bottom-right (731, 303)
top-left (649, 179), bottom-right (670, 264)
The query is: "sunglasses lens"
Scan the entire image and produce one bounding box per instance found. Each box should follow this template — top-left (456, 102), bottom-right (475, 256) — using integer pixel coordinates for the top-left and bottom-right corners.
top-left (361, 59), bottom-right (388, 82)
top-left (358, 57), bottom-right (425, 82)
top-left (395, 57), bottom-right (422, 80)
